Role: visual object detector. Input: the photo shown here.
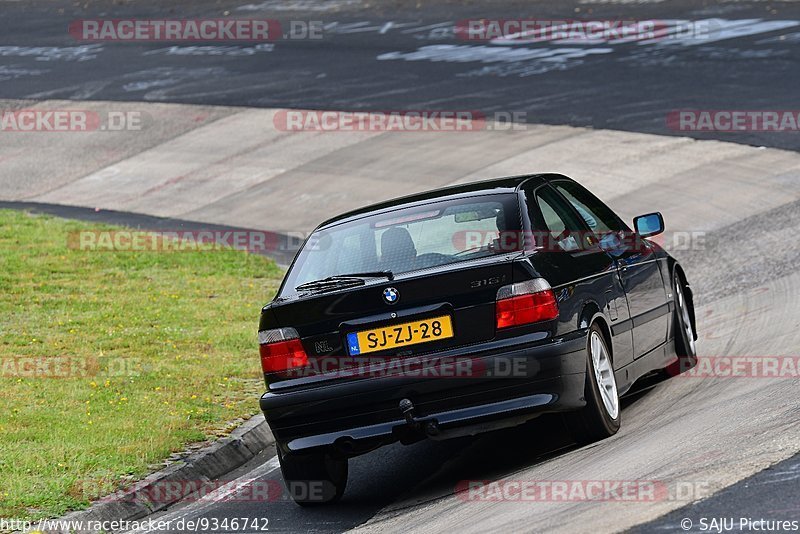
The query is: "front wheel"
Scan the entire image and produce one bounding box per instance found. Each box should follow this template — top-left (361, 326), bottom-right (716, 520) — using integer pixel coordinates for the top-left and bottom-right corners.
top-left (666, 270), bottom-right (698, 377)
top-left (278, 447), bottom-right (348, 506)
top-left (673, 270), bottom-right (696, 358)
top-left (564, 323), bottom-right (621, 445)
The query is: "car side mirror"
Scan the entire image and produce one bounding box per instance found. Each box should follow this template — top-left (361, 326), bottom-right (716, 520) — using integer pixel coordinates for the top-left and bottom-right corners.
top-left (633, 212), bottom-right (664, 238)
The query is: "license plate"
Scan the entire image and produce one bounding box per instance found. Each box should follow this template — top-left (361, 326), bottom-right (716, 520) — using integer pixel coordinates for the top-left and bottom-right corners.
top-left (346, 315), bottom-right (454, 356)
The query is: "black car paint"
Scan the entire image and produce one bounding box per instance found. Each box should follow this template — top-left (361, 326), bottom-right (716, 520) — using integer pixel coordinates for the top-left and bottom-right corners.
top-left (259, 173), bottom-right (694, 456)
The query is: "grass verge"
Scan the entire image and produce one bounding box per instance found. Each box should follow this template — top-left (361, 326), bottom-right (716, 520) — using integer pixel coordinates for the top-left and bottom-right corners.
top-left (0, 209), bottom-right (283, 520)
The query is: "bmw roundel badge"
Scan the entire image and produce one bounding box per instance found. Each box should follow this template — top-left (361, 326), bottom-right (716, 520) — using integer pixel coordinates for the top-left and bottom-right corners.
top-left (382, 287), bottom-right (399, 305)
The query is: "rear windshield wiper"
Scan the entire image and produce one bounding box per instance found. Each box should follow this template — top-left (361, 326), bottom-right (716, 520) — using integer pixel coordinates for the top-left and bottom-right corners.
top-left (328, 271), bottom-right (394, 281)
top-left (295, 271), bottom-right (394, 292)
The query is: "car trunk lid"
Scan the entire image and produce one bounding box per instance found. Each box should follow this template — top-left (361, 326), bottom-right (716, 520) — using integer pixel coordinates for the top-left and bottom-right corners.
top-left (264, 255), bottom-right (516, 387)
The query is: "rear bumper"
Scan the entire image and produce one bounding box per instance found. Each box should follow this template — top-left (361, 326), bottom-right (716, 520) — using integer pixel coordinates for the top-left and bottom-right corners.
top-left (260, 331), bottom-right (588, 453)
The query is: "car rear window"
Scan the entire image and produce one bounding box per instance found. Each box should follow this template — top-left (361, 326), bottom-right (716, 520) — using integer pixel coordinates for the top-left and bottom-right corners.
top-left (280, 194), bottom-right (521, 296)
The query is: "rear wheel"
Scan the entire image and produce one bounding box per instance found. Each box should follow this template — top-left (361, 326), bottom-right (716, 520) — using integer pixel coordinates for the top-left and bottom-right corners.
top-left (278, 447), bottom-right (348, 506)
top-left (564, 323), bottom-right (621, 445)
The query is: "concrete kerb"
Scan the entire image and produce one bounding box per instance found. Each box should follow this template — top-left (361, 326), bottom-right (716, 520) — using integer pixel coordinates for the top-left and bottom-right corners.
top-left (57, 415), bottom-right (273, 532)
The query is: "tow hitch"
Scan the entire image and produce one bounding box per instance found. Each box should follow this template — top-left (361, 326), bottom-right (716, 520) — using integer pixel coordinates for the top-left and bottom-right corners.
top-left (399, 398), bottom-right (440, 437)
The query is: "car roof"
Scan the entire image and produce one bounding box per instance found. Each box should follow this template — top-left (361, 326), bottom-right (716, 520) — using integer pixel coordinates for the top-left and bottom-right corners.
top-left (318, 173), bottom-right (564, 229)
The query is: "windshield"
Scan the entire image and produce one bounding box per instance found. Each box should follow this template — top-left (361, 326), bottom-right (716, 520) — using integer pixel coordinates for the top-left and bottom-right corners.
top-left (280, 194), bottom-right (521, 296)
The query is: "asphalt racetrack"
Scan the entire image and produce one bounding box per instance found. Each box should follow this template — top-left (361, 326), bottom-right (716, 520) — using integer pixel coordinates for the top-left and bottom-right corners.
top-left (1, 0), bottom-right (799, 532)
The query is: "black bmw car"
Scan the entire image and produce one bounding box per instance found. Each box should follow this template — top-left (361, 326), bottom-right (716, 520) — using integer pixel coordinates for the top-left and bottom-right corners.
top-left (258, 173), bottom-right (697, 505)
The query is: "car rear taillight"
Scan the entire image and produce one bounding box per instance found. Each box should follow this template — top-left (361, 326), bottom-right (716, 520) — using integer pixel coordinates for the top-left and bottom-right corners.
top-left (496, 279), bottom-right (559, 329)
top-left (258, 327), bottom-right (309, 373)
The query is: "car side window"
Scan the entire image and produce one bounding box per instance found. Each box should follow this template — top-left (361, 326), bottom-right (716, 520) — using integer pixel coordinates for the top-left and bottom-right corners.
top-left (551, 180), bottom-right (627, 236)
top-left (527, 185), bottom-right (586, 252)
top-left (539, 197), bottom-right (566, 237)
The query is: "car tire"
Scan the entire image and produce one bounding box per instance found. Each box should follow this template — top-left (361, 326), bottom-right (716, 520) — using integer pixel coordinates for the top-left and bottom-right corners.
top-left (666, 269), bottom-right (698, 377)
top-left (673, 270), bottom-right (696, 359)
top-left (564, 323), bottom-right (621, 445)
top-left (278, 447), bottom-right (348, 506)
